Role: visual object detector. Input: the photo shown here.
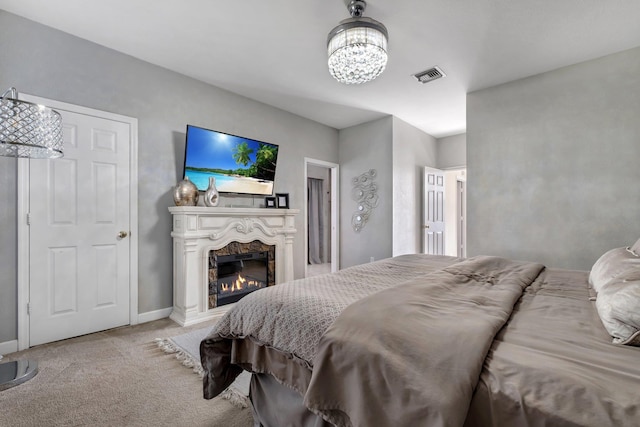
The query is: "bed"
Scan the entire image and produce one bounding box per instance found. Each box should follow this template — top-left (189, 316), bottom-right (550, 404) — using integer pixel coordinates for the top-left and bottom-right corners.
top-left (200, 249), bottom-right (640, 427)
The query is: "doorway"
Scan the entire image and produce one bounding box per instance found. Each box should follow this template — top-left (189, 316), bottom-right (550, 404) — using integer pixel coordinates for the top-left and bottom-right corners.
top-left (304, 158), bottom-right (339, 277)
top-left (423, 167), bottom-right (467, 257)
top-left (423, 167), bottom-right (446, 255)
top-left (444, 168), bottom-right (467, 258)
top-left (17, 95), bottom-right (138, 349)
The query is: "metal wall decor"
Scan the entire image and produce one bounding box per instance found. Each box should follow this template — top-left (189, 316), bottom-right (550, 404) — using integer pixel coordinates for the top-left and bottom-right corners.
top-left (351, 169), bottom-right (379, 232)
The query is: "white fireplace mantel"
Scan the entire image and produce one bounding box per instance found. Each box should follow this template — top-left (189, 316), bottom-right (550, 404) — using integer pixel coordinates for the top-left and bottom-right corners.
top-left (169, 206), bottom-right (299, 326)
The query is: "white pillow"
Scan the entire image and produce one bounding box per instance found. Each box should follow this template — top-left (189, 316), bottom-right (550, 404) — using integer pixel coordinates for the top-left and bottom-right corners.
top-left (595, 270), bottom-right (640, 346)
top-left (588, 247), bottom-right (640, 293)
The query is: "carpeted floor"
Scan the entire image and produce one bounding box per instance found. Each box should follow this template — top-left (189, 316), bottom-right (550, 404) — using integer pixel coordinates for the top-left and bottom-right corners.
top-left (0, 318), bottom-right (254, 427)
top-left (155, 326), bottom-right (252, 408)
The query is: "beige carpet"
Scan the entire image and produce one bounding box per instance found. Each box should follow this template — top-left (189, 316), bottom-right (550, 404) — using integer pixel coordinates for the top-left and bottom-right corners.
top-left (0, 318), bottom-right (254, 427)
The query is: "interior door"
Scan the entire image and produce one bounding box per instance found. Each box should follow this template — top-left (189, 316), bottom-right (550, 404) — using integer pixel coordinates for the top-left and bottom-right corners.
top-left (28, 110), bottom-right (131, 346)
top-left (423, 167), bottom-right (445, 255)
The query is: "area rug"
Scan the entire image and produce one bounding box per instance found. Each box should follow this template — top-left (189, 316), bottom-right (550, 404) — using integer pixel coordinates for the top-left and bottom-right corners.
top-left (155, 326), bottom-right (251, 408)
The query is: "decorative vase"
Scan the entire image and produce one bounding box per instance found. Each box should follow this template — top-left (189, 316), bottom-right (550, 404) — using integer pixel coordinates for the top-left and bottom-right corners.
top-left (203, 176), bottom-right (220, 207)
top-left (173, 176), bottom-right (199, 206)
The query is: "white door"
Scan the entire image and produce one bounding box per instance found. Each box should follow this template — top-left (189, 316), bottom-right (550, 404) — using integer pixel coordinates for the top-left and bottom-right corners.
top-left (28, 110), bottom-right (132, 346)
top-left (423, 167), bottom-right (445, 255)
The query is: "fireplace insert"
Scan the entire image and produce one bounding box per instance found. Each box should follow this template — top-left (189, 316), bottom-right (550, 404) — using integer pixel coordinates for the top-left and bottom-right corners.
top-left (215, 251), bottom-right (269, 306)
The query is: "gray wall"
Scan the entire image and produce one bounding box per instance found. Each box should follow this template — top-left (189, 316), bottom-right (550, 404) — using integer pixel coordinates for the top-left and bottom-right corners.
top-left (338, 116), bottom-right (440, 267)
top-left (0, 11), bottom-right (338, 343)
top-left (467, 46), bottom-right (640, 270)
top-left (392, 117), bottom-right (438, 256)
top-left (437, 133), bottom-right (466, 169)
top-left (338, 117), bottom-right (393, 267)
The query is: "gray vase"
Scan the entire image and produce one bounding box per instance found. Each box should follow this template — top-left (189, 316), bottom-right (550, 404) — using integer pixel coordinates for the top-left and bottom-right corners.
top-left (173, 176), bottom-right (199, 206)
top-left (203, 176), bottom-right (220, 207)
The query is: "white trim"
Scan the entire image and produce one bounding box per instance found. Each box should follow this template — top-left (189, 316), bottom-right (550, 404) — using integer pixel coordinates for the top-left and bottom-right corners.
top-left (304, 158), bottom-right (340, 276)
top-left (456, 178), bottom-right (467, 258)
top-left (17, 158), bottom-right (30, 351)
top-left (440, 164), bottom-right (467, 171)
top-left (0, 340), bottom-right (18, 357)
top-left (17, 94), bottom-right (139, 350)
top-left (137, 307), bottom-right (173, 324)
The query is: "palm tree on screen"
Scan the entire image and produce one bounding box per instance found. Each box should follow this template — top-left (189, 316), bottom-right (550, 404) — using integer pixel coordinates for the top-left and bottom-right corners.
top-left (255, 144), bottom-right (277, 178)
top-left (232, 141), bottom-right (254, 166)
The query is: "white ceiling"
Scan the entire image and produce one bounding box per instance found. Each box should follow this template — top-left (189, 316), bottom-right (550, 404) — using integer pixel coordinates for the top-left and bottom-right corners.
top-left (2, 0), bottom-right (640, 138)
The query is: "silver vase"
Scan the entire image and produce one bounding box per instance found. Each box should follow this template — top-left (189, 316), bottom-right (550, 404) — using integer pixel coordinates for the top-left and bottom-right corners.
top-left (173, 176), bottom-right (199, 206)
top-left (203, 176), bottom-right (220, 207)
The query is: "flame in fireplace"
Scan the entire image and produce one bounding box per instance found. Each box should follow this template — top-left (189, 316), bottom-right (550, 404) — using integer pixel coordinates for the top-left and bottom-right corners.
top-left (234, 274), bottom-right (247, 291)
top-left (220, 273), bottom-right (262, 294)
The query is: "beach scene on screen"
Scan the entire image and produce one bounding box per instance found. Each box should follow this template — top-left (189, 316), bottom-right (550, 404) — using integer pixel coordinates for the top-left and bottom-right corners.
top-left (184, 126), bottom-right (278, 195)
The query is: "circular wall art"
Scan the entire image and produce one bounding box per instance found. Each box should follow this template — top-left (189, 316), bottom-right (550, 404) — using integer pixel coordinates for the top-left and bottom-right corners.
top-left (351, 169), bottom-right (379, 232)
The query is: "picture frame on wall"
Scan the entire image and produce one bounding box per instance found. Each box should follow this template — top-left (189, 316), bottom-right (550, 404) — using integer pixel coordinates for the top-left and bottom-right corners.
top-left (265, 196), bottom-right (277, 208)
top-left (276, 193), bottom-right (289, 209)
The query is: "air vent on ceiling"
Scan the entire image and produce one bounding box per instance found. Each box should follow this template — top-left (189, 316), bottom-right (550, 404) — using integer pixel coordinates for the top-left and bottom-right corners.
top-left (413, 66), bottom-right (446, 84)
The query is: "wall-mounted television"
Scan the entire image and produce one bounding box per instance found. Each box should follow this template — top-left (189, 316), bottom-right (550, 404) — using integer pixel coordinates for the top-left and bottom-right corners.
top-left (183, 125), bottom-right (279, 196)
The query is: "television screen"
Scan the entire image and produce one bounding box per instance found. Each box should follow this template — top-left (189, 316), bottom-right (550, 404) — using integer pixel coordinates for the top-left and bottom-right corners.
top-left (183, 125), bottom-right (279, 196)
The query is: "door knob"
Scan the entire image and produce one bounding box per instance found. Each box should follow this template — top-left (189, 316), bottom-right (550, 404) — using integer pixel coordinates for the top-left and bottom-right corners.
top-left (118, 231), bottom-right (128, 239)
top-left (424, 225), bottom-right (430, 229)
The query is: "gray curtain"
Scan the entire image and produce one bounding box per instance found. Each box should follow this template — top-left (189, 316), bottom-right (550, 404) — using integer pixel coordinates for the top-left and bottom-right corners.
top-left (308, 178), bottom-right (324, 265)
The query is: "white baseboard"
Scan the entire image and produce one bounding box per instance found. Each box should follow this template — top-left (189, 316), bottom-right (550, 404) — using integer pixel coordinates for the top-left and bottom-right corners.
top-left (0, 339), bottom-right (18, 357)
top-left (1, 310), bottom-right (172, 356)
top-left (137, 307), bottom-right (172, 324)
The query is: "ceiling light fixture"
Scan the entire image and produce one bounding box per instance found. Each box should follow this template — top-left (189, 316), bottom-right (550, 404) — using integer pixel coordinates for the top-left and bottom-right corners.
top-left (0, 87), bottom-right (64, 158)
top-left (327, 0), bottom-right (388, 85)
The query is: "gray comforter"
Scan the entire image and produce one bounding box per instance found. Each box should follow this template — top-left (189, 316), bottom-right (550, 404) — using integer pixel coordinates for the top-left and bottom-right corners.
top-left (201, 255), bottom-right (544, 426)
top-left (202, 254), bottom-right (461, 398)
top-left (303, 256), bottom-right (543, 427)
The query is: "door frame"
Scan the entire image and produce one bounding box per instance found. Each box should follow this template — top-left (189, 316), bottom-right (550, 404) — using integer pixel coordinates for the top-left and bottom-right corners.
top-left (304, 158), bottom-right (339, 276)
top-left (16, 94), bottom-right (139, 350)
top-left (456, 174), bottom-right (467, 258)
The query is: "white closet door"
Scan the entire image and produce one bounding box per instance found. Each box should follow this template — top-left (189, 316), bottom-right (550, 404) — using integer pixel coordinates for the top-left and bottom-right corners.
top-left (29, 109), bottom-right (131, 346)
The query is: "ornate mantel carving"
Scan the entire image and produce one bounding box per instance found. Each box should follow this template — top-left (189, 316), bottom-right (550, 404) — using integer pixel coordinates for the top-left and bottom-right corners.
top-left (208, 217), bottom-right (278, 240)
top-left (169, 206), bottom-right (299, 326)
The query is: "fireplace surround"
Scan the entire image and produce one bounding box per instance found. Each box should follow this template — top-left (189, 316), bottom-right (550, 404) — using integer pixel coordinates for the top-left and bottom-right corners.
top-left (169, 206), bottom-right (298, 326)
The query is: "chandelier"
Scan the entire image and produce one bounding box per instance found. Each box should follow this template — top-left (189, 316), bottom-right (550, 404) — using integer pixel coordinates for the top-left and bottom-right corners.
top-left (327, 0), bottom-right (388, 85)
top-left (0, 87), bottom-right (64, 158)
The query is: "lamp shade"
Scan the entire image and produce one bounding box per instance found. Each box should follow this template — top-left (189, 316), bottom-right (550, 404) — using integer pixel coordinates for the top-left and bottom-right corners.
top-left (327, 16), bottom-right (388, 85)
top-left (0, 88), bottom-right (64, 158)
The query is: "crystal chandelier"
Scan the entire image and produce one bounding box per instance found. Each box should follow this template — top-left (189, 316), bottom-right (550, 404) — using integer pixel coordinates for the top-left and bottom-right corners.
top-left (327, 0), bottom-right (388, 85)
top-left (0, 87), bottom-right (64, 158)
